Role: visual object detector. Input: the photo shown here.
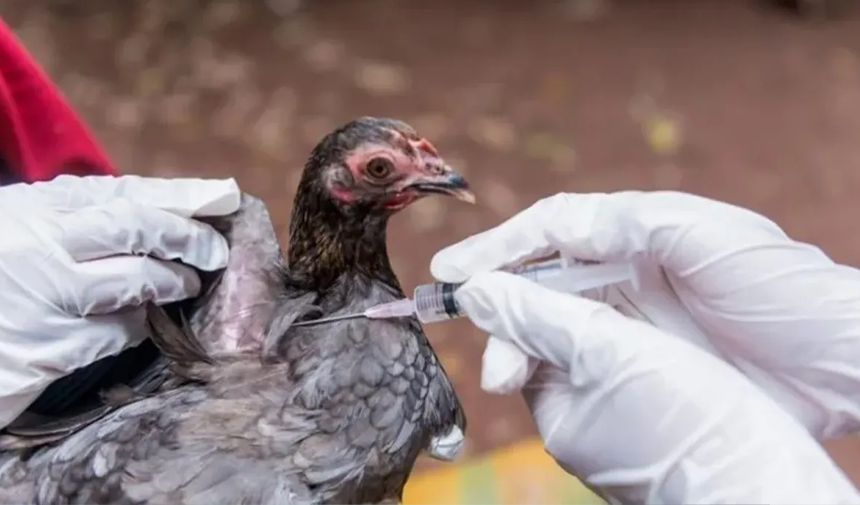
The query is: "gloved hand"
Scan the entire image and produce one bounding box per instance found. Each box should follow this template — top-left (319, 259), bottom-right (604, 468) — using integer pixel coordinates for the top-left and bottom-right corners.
top-left (0, 175), bottom-right (241, 430)
top-left (431, 191), bottom-right (860, 504)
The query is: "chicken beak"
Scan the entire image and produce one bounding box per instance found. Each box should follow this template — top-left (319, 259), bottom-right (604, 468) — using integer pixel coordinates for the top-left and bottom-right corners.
top-left (407, 168), bottom-right (476, 204)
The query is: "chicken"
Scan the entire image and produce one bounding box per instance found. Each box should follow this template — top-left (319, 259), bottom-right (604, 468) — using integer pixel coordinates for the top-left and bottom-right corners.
top-left (0, 117), bottom-right (471, 505)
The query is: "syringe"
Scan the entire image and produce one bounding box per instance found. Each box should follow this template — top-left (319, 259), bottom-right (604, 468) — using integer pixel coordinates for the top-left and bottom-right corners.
top-left (289, 257), bottom-right (637, 327)
top-left (361, 257), bottom-right (638, 324)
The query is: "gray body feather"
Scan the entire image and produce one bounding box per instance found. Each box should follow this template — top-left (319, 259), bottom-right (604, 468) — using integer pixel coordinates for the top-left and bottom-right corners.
top-left (0, 194), bottom-right (465, 505)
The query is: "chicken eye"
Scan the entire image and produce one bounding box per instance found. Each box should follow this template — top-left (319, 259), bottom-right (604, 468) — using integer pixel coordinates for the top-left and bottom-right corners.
top-left (365, 158), bottom-right (394, 180)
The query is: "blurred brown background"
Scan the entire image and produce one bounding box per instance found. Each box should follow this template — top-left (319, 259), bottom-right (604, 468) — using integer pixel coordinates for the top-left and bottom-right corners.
top-left (4, 0), bottom-right (860, 490)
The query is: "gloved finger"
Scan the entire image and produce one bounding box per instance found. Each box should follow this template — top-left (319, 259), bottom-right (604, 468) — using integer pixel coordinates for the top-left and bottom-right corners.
top-left (459, 269), bottom-right (720, 391)
top-left (431, 193), bottom-right (587, 283)
top-left (1, 175), bottom-right (241, 217)
top-left (58, 199), bottom-right (229, 271)
top-left (481, 336), bottom-right (538, 395)
top-left (456, 270), bottom-right (616, 379)
top-left (64, 255), bottom-right (201, 316)
top-left (430, 190), bottom-right (784, 283)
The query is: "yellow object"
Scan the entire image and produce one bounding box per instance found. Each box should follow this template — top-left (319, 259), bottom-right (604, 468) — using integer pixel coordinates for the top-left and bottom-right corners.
top-left (403, 438), bottom-right (604, 504)
top-left (644, 115), bottom-right (682, 156)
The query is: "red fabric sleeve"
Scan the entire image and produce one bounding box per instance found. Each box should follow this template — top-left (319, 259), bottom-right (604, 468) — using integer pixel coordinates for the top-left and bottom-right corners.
top-left (0, 17), bottom-right (116, 182)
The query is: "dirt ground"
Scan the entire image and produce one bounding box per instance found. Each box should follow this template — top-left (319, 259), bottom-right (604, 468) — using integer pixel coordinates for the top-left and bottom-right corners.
top-left (4, 0), bottom-right (860, 481)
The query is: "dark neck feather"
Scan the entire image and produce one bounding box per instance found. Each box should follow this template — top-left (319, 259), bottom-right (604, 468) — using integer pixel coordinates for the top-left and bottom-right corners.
top-left (287, 178), bottom-right (399, 292)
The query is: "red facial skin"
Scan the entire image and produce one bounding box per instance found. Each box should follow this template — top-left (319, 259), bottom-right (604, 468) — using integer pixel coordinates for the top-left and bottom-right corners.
top-left (335, 129), bottom-right (447, 211)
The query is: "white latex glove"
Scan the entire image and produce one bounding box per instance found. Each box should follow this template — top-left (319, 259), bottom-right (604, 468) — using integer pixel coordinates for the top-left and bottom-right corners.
top-left (431, 191), bottom-right (860, 504)
top-left (0, 175), bottom-right (241, 430)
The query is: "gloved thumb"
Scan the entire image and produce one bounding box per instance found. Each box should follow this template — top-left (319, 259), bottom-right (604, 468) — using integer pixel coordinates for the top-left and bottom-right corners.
top-left (432, 192), bottom-right (626, 283)
top-left (456, 270), bottom-right (624, 391)
top-left (431, 190), bottom-right (788, 285)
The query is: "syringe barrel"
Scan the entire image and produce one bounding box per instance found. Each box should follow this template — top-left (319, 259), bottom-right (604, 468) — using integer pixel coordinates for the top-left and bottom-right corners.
top-left (412, 282), bottom-right (465, 323)
top-left (410, 259), bottom-right (569, 323)
top-left (411, 257), bottom-right (635, 325)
